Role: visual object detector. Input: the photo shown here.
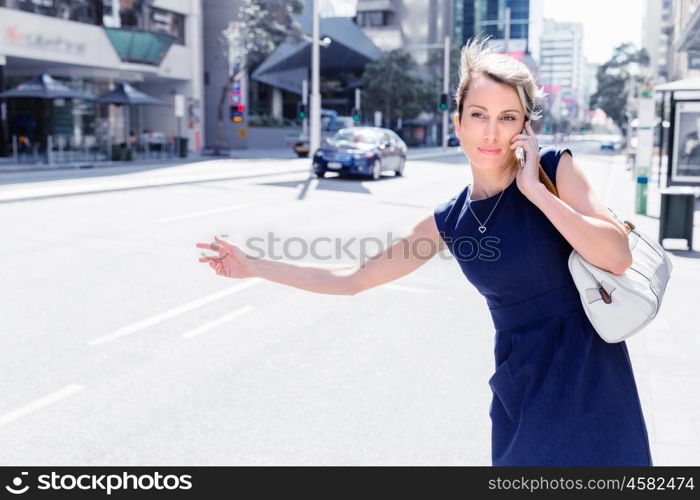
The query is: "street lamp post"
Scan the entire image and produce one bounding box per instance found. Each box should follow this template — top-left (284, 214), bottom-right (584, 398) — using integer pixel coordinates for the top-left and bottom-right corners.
top-left (309, 0), bottom-right (321, 166)
top-left (442, 36), bottom-right (450, 150)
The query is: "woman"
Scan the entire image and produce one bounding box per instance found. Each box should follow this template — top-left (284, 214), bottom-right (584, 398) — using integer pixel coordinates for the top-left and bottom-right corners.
top-left (196, 38), bottom-right (652, 466)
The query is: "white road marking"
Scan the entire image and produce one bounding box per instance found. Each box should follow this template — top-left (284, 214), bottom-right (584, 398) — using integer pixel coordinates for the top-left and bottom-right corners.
top-left (89, 279), bottom-right (264, 346)
top-left (182, 305), bottom-right (255, 339)
top-left (158, 203), bottom-right (255, 223)
top-left (0, 385), bottom-right (84, 428)
top-left (382, 283), bottom-right (430, 294)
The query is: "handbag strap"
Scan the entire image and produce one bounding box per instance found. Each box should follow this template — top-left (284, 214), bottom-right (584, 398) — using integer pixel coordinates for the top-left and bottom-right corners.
top-left (537, 161), bottom-right (635, 235)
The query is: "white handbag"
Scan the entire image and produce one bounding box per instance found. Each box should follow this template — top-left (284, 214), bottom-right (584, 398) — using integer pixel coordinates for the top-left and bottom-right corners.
top-left (539, 168), bottom-right (673, 343)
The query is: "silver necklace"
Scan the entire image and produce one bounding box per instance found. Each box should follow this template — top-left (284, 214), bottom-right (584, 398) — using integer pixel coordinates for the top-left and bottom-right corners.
top-left (467, 183), bottom-right (507, 233)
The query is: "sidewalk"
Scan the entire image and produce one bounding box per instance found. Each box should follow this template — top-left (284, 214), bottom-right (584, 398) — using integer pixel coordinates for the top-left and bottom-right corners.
top-left (0, 146), bottom-right (462, 203)
top-left (0, 149), bottom-right (291, 174)
top-left (602, 153), bottom-right (700, 465)
top-left (0, 145), bottom-right (460, 175)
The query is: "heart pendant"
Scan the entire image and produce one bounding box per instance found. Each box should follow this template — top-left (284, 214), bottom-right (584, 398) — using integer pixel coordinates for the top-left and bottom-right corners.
top-left (478, 226), bottom-right (486, 233)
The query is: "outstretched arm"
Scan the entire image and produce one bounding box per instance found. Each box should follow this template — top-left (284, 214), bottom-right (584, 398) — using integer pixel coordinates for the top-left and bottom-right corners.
top-left (347, 211), bottom-right (446, 294)
top-left (196, 212), bottom-right (446, 295)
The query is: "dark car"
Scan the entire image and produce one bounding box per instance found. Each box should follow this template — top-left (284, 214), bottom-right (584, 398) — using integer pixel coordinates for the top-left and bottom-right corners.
top-left (447, 133), bottom-right (460, 147)
top-left (600, 136), bottom-right (623, 150)
top-left (312, 127), bottom-right (407, 180)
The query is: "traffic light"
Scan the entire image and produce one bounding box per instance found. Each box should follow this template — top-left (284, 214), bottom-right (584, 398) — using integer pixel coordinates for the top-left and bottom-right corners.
top-left (229, 79), bottom-right (244, 122)
top-left (438, 93), bottom-right (448, 112)
top-left (351, 107), bottom-right (360, 123)
top-left (297, 102), bottom-right (308, 120)
top-left (230, 103), bottom-right (244, 123)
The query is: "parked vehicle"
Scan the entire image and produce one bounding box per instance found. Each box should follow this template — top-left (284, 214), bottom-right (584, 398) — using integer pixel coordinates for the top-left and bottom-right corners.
top-left (292, 110), bottom-right (356, 157)
top-left (600, 135), bottom-right (623, 150)
top-left (312, 127), bottom-right (407, 180)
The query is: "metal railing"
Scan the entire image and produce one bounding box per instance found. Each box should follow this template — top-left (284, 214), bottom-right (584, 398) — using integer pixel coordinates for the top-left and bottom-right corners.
top-left (8, 134), bottom-right (180, 165)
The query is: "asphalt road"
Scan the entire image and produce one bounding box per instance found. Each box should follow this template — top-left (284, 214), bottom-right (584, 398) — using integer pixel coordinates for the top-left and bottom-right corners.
top-left (0, 144), bottom-right (637, 465)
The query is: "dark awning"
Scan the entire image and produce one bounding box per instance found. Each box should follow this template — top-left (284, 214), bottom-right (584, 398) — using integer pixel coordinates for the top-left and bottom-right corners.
top-left (251, 17), bottom-right (381, 95)
top-left (0, 73), bottom-right (93, 100)
top-left (95, 82), bottom-right (163, 106)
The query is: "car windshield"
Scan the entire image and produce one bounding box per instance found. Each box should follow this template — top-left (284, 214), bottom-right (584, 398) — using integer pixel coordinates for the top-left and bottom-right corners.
top-left (331, 130), bottom-right (381, 146)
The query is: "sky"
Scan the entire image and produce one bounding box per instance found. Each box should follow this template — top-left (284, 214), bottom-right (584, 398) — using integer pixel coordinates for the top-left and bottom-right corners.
top-left (540, 0), bottom-right (644, 64)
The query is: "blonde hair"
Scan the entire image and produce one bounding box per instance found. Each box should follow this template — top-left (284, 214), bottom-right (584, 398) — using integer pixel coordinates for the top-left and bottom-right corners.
top-left (454, 37), bottom-right (559, 195)
top-left (455, 36), bottom-right (546, 121)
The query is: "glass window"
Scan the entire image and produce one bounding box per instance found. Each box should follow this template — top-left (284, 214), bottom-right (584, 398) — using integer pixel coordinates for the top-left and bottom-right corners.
top-left (331, 129), bottom-right (382, 145)
top-left (149, 6), bottom-right (185, 45)
top-left (387, 131), bottom-right (401, 144)
top-left (357, 10), bottom-right (391, 27)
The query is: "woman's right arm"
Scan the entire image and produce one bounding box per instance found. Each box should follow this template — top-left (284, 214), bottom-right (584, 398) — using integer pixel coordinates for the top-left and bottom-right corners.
top-left (346, 211), bottom-right (447, 294)
top-left (196, 212), bottom-right (447, 296)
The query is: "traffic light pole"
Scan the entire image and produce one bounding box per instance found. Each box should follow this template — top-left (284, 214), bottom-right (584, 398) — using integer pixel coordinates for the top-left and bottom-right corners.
top-left (302, 79), bottom-right (308, 137)
top-left (309, 0), bottom-right (321, 165)
top-left (442, 35), bottom-right (450, 150)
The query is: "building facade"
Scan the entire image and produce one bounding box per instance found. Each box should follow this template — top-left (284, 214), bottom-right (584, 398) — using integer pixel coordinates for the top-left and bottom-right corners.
top-left (0, 0), bottom-right (204, 157)
top-left (668, 0), bottom-right (700, 81)
top-left (539, 19), bottom-right (586, 127)
top-left (355, 0), bottom-right (454, 66)
top-left (453, 0), bottom-right (543, 65)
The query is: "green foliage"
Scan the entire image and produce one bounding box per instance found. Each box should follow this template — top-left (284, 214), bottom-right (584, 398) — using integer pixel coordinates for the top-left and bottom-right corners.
top-left (361, 49), bottom-right (434, 127)
top-left (425, 42), bottom-right (461, 108)
top-left (230, 0), bottom-right (304, 68)
top-left (590, 43), bottom-right (650, 130)
top-left (248, 114), bottom-right (295, 127)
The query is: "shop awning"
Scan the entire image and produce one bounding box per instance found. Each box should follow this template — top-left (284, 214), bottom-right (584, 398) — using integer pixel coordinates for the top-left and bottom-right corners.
top-left (0, 73), bottom-right (92, 100)
top-left (104, 28), bottom-right (175, 66)
top-left (251, 16), bottom-right (381, 96)
top-left (95, 82), bottom-right (163, 106)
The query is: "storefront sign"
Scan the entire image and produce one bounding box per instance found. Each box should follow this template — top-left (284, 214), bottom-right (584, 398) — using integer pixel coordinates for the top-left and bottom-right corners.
top-left (4, 24), bottom-right (86, 55)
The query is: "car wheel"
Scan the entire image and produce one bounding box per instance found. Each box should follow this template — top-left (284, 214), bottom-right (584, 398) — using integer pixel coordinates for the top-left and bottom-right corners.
top-left (371, 159), bottom-right (382, 181)
top-left (395, 156), bottom-right (405, 176)
top-left (315, 169), bottom-right (326, 178)
top-left (297, 152), bottom-right (309, 158)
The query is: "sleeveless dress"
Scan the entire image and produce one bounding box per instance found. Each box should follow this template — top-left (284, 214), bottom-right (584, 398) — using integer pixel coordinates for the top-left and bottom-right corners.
top-left (433, 145), bottom-right (653, 466)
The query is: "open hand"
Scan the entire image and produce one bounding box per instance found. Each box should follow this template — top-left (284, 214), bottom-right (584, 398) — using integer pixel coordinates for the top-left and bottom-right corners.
top-left (195, 235), bottom-right (256, 279)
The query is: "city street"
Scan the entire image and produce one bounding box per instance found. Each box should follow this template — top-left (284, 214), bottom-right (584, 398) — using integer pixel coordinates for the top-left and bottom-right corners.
top-left (1, 144), bottom-right (697, 465)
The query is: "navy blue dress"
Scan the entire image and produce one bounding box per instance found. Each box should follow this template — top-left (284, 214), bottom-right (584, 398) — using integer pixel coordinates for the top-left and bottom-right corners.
top-left (434, 145), bottom-right (653, 466)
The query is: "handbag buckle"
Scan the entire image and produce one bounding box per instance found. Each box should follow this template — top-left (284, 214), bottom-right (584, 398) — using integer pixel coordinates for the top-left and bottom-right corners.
top-left (599, 285), bottom-right (612, 304)
top-left (623, 220), bottom-right (635, 233)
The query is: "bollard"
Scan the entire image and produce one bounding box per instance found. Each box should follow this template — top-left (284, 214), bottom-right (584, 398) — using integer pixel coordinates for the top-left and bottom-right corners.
top-left (12, 135), bottom-right (18, 164)
top-left (47, 135), bottom-right (53, 165)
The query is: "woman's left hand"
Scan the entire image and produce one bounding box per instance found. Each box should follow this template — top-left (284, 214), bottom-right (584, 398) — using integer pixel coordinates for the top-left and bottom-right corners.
top-left (510, 121), bottom-right (543, 200)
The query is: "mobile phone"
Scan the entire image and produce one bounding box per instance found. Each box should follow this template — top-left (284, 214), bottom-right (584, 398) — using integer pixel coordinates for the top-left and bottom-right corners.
top-left (516, 124), bottom-right (529, 167)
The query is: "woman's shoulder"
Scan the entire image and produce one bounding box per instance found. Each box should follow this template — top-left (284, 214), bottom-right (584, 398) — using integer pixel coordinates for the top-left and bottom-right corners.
top-left (539, 143), bottom-right (573, 163)
top-left (539, 144), bottom-right (573, 182)
top-left (433, 184), bottom-right (469, 234)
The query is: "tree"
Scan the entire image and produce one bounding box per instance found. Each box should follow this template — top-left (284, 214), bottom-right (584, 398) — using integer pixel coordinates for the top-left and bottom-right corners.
top-left (590, 43), bottom-right (650, 133)
top-left (232, 0), bottom-right (304, 69)
top-left (425, 41), bottom-right (461, 112)
top-left (213, 0), bottom-right (304, 154)
top-left (360, 49), bottom-right (434, 128)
